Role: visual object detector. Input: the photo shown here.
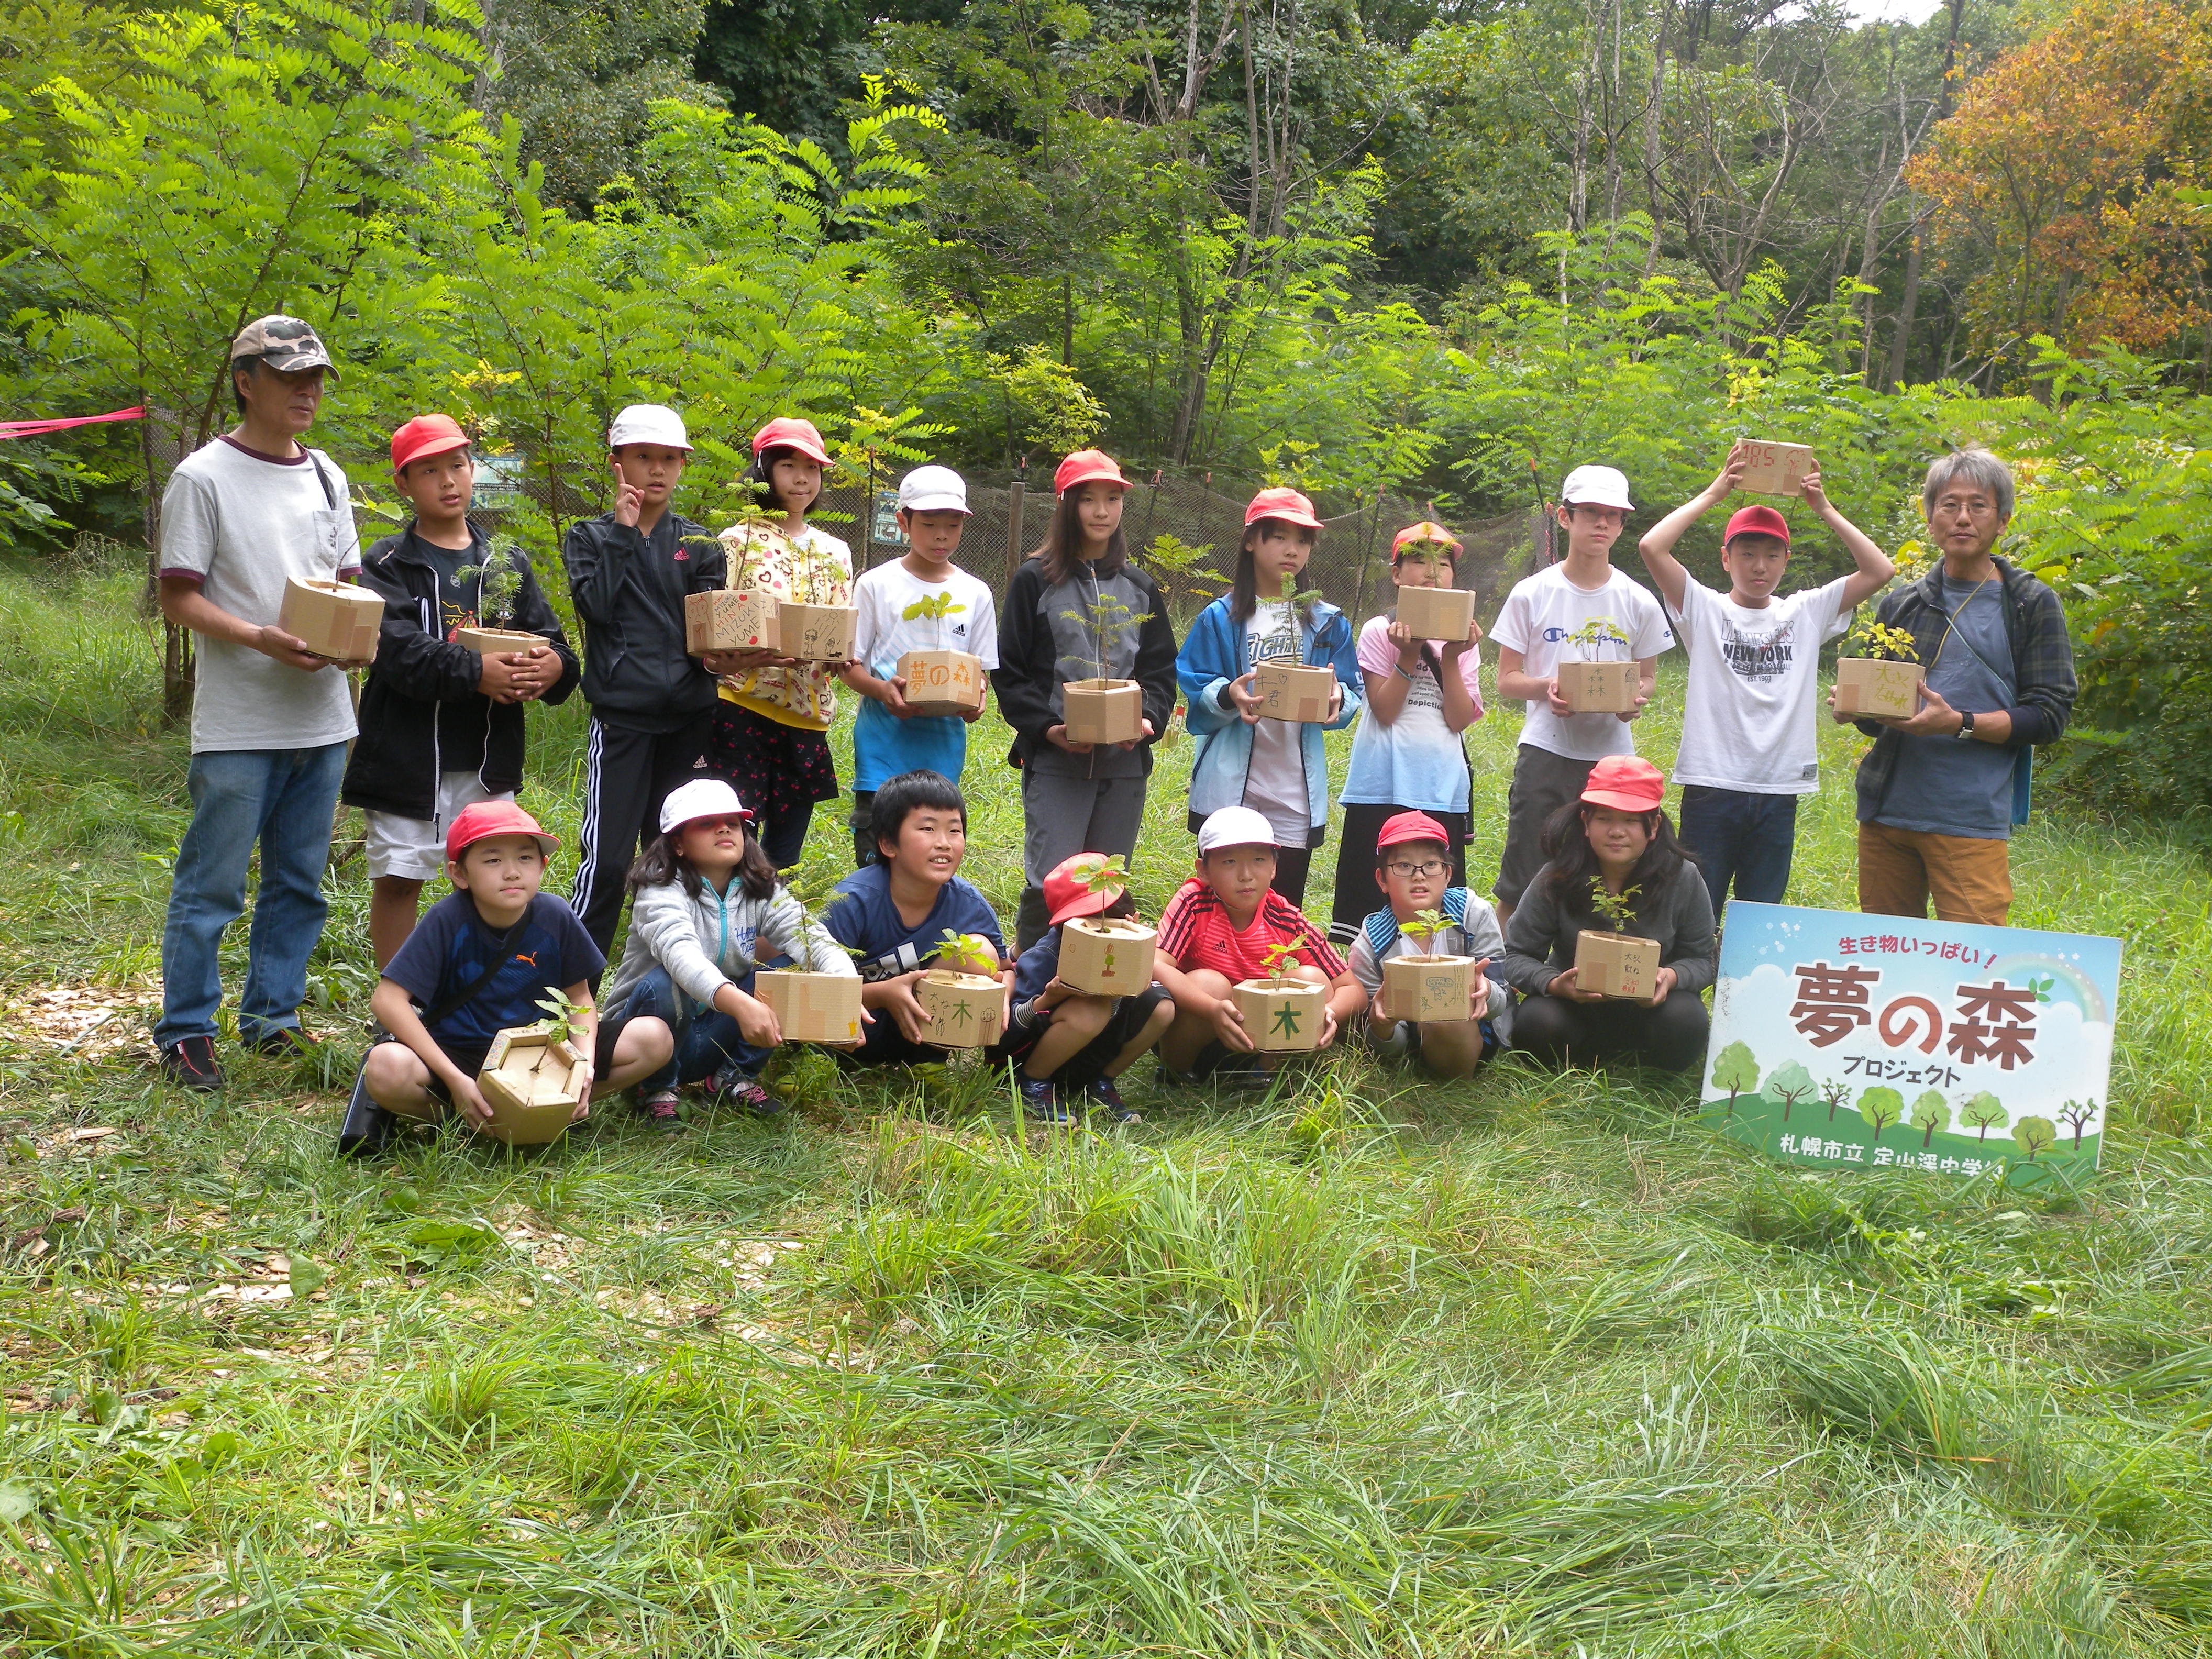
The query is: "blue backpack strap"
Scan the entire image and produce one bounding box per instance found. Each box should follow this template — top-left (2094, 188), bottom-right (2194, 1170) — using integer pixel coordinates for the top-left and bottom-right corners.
top-left (1362, 908), bottom-right (1400, 960)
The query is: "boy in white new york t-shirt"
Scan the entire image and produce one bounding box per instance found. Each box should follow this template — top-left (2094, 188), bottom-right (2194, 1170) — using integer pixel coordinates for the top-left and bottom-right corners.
top-left (1488, 464), bottom-right (1673, 926)
top-left (1638, 443), bottom-right (1894, 914)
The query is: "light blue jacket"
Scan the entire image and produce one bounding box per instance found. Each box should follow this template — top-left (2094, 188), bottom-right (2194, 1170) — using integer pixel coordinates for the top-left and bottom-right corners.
top-left (1177, 593), bottom-right (1364, 837)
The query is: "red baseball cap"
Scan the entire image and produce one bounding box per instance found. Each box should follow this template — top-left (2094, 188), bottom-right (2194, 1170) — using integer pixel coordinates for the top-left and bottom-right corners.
top-left (1376, 810), bottom-right (1453, 851)
top-left (1580, 755), bottom-right (1666, 813)
top-left (1723, 504), bottom-right (1791, 547)
top-left (391, 414), bottom-right (470, 473)
top-left (1044, 852), bottom-right (1123, 927)
top-left (447, 800), bottom-right (558, 864)
top-left (1245, 486), bottom-right (1323, 530)
top-left (751, 416), bottom-right (831, 466)
top-left (1055, 449), bottom-right (1129, 494)
top-left (1392, 520), bottom-right (1462, 557)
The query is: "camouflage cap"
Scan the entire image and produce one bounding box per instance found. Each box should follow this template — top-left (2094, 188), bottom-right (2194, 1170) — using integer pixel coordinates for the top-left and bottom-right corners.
top-left (229, 315), bottom-right (334, 374)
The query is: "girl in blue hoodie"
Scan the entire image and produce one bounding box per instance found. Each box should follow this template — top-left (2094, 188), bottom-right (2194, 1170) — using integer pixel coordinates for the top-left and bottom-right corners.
top-left (1176, 488), bottom-right (1364, 908)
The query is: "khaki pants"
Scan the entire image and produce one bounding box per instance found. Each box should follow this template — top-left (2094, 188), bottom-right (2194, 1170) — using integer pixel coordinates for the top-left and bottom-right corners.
top-left (1856, 821), bottom-right (2012, 926)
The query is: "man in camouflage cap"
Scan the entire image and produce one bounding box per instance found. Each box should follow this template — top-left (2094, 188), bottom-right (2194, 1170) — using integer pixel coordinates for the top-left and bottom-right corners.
top-left (152, 313), bottom-right (362, 1091)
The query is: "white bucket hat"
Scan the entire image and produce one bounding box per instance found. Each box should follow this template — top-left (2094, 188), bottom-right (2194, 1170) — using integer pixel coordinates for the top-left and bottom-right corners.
top-left (607, 404), bottom-right (691, 452)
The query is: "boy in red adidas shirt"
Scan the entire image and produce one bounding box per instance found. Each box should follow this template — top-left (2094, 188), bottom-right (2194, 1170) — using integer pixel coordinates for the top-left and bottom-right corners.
top-left (1153, 806), bottom-right (1366, 1081)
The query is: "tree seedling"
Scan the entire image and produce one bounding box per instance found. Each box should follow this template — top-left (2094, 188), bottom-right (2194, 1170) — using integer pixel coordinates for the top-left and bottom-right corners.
top-left (1564, 617), bottom-right (1631, 653)
top-left (1848, 618), bottom-right (1919, 662)
top-left (1587, 880), bottom-right (1641, 934)
top-left (1400, 908), bottom-right (1450, 954)
top-left (901, 590), bottom-right (967, 646)
top-left (932, 928), bottom-right (999, 977)
top-left (1059, 589), bottom-right (1138, 682)
top-left (530, 986), bottom-right (585, 1045)
top-left (456, 539), bottom-right (527, 627)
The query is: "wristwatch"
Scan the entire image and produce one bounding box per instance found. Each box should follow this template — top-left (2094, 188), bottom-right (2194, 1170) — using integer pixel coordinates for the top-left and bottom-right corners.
top-left (1954, 709), bottom-right (1976, 740)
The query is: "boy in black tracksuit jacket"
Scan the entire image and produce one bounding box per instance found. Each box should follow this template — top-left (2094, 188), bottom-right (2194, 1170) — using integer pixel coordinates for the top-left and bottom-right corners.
top-left (562, 405), bottom-right (729, 955)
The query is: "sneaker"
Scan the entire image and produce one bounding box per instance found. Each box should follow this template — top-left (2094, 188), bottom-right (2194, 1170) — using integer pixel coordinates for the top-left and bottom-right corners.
top-left (159, 1035), bottom-right (224, 1093)
top-left (1019, 1075), bottom-right (1071, 1124)
top-left (244, 1025), bottom-right (322, 1057)
top-left (636, 1088), bottom-right (682, 1124)
top-left (1085, 1076), bottom-right (1141, 1125)
top-left (712, 1066), bottom-right (788, 1118)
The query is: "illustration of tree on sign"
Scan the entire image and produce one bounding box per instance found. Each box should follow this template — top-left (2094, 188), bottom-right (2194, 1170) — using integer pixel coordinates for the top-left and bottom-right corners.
top-left (1959, 1091), bottom-right (2007, 1141)
top-left (1821, 1079), bottom-right (1851, 1121)
top-left (1909, 1090), bottom-right (1950, 1148)
top-left (2056, 1100), bottom-right (2099, 1150)
top-left (1859, 1086), bottom-right (1904, 1143)
top-left (1768, 1060), bottom-right (1817, 1122)
top-left (1710, 1041), bottom-right (1760, 1118)
top-left (2011, 1116), bottom-right (2058, 1161)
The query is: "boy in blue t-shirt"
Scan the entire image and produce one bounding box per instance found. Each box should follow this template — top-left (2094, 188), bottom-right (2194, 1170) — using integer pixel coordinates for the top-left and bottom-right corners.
top-left (822, 769), bottom-right (1010, 1064)
top-left (364, 801), bottom-right (670, 1130)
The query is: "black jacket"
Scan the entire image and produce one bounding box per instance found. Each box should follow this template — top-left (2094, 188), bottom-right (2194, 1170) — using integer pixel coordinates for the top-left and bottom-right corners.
top-left (340, 525), bottom-right (580, 821)
top-left (995, 556), bottom-right (1179, 775)
top-left (563, 510), bottom-right (726, 732)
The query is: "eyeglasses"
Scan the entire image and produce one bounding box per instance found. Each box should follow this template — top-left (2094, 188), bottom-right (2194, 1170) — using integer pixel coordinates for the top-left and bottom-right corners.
top-left (1385, 859), bottom-right (1447, 878)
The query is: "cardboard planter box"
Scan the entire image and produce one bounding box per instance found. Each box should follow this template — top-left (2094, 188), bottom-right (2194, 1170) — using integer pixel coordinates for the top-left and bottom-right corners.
top-left (1395, 584), bottom-right (1478, 643)
top-left (1253, 658), bottom-right (1337, 724)
top-left (278, 577), bottom-right (383, 665)
top-left (1064, 678), bottom-right (1145, 745)
top-left (775, 601), bottom-right (859, 662)
top-left (899, 648), bottom-right (986, 717)
top-left (1058, 916), bottom-right (1158, 997)
top-left (685, 588), bottom-right (777, 655)
top-left (1233, 979), bottom-right (1329, 1053)
top-left (1574, 930), bottom-right (1662, 1000)
top-left (1382, 953), bottom-right (1476, 1024)
top-left (476, 1027), bottom-right (589, 1146)
top-left (1557, 659), bottom-right (1639, 714)
top-left (1737, 440), bottom-right (1813, 496)
top-left (1834, 657), bottom-right (1925, 720)
top-left (454, 626), bottom-right (545, 657)
top-left (755, 969), bottom-right (865, 1046)
top-left (917, 969), bottom-right (1005, 1049)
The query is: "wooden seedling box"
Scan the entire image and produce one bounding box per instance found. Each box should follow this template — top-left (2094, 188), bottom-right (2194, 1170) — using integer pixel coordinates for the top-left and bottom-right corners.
top-left (476, 1027), bottom-right (588, 1145)
top-left (1063, 679), bottom-right (1145, 745)
top-left (755, 969), bottom-right (864, 1046)
top-left (916, 969), bottom-right (1005, 1049)
top-left (684, 588), bottom-right (777, 655)
top-left (1233, 979), bottom-right (1328, 1053)
top-left (1737, 440), bottom-right (1813, 496)
top-left (1834, 657), bottom-right (1925, 720)
top-left (1395, 584), bottom-right (1477, 643)
top-left (1381, 952), bottom-right (1475, 1024)
top-left (278, 577), bottom-right (383, 665)
top-left (1057, 916), bottom-right (1158, 997)
top-left (454, 626), bottom-right (545, 657)
top-left (1253, 658), bottom-right (1336, 724)
top-left (1556, 659), bottom-right (1638, 714)
top-left (775, 601), bottom-right (859, 662)
top-left (899, 648), bottom-right (986, 716)
top-left (1574, 930), bottom-right (1662, 1000)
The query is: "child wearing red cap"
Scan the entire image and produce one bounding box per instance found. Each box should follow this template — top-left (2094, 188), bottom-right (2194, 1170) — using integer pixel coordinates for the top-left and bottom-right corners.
top-left (703, 416), bottom-right (854, 872)
top-left (1176, 488), bottom-right (1364, 909)
top-left (1493, 757), bottom-right (1716, 1073)
top-left (1330, 521), bottom-right (1486, 946)
top-left (994, 450), bottom-right (1179, 951)
top-left (360, 801), bottom-right (668, 1137)
top-left (344, 414), bottom-right (579, 968)
top-left (992, 853), bottom-right (1173, 1124)
top-left (1348, 810), bottom-right (1509, 1077)
top-left (1637, 443), bottom-right (1894, 912)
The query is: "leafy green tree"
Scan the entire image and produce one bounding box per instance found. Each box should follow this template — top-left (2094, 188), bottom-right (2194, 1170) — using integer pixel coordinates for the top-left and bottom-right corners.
top-left (1959, 1091), bottom-right (2007, 1141)
top-left (2056, 1100), bottom-right (2099, 1150)
top-left (1709, 1041), bottom-right (1760, 1118)
top-left (2011, 1116), bottom-right (2058, 1160)
top-left (1859, 1086), bottom-right (1904, 1142)
top-left (1767, 1060), bottom-right (1817, 1123)
top-left (1909, 1090), bottom-right (1949, 1148)
top-left (1821, 1079), bottom-right (1852, 1121)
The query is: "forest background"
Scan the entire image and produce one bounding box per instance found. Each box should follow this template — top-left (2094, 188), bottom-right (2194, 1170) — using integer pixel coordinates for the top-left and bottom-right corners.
top-left (0, 0), bottom-right (2208, 813)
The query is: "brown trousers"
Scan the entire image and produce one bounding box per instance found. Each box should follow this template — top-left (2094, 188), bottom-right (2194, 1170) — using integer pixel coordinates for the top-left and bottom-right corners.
top-left (1856, 821), bottom-right (2012, 926)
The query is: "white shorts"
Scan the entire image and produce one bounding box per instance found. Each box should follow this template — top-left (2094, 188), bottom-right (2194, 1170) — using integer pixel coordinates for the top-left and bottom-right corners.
top-left (364, 772), bottom-right (511, 881)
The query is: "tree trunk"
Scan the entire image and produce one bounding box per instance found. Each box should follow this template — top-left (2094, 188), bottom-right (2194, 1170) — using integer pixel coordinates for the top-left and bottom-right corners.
top-left (1642, 0), bottom-right (1669, 275)
top-left (1885, 0), bottom-right (1963, 390)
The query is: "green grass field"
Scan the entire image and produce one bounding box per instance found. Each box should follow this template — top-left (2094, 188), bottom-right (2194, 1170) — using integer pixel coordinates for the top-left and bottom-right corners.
top-left (5, 564), bottom-right (2212, 1656)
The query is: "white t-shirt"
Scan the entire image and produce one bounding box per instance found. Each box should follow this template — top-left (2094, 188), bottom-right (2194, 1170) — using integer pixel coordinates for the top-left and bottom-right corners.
top-left (1488, 563), bottom-right (1673, 761)
top-left (158, 437), bottom-right (362, 754)
top-left (1670, 576), bottom-right (1854, 794)
top-left (1242, 598), bottom-right (1310, 844)
top-left (849, 559), bottom-right (1001, 680)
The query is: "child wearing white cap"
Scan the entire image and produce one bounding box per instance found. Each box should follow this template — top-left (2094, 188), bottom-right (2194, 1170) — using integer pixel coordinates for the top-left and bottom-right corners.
top-left (838, 464), bottom-right (999, 866)
top-left (1487, 463), bottom-right (1673, 928)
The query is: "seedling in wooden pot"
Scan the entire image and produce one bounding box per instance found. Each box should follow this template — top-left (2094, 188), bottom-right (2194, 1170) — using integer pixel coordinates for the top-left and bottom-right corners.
top-left (1252, 656), bottom-right (1337, 724)
top-left (1380, 906), bottom-right (1477, 1024)
top-left (475, 989), bottom-right (593, 1146)
top-left (279, 576), bottom-right (384, 666)
top-left (1059, 590), bottom-right (1145, 744)
top-left (1573, 880), bottom-right (1660, 1000)
top-left (1057, 856), bottom-right (1158, 996)
top-left (1834, 619), bottom-right (1924, 720)
top-left (753, 871), bottom-right (866, 1045)
top-left (1232, 940), bottom-right (1326, 1053)
top-left (897, 591), bottom-right (985, 716)
top-left (1555, 617), bottom-right (1638, 713)
top-left (917, 926), bottom-right (1005, 1049)
top-left (1392, 540), bottom-right (1478, 642)
top-left (454, 540), bottom-right (547, 656)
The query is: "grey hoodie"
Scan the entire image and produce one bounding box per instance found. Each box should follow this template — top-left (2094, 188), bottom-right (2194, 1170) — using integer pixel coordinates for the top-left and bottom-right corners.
top-left (605, 876), bottom-right (855, 1018)
top-left (1494, 858), bottom-right (1717, 999)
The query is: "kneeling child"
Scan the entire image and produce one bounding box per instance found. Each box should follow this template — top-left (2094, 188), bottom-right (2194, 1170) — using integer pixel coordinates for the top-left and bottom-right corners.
top-left (1349, 811), bottom-right (1509, 1077)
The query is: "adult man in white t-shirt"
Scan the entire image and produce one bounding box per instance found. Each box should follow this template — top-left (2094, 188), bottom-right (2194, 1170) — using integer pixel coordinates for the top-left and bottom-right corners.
top-left (153, 316), bottom-right (362, 1091)
top-left (1488, 464), bottom-right (1673, 927)
top-left (1638, 445), bottom-right (1894, 913)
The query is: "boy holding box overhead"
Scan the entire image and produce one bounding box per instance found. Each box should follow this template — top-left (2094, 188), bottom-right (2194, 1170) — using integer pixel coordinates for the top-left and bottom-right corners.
top-left (1637, 443), bottom-right (1894, 913)
top-left (1488, 465), bottom-right (1673, 930)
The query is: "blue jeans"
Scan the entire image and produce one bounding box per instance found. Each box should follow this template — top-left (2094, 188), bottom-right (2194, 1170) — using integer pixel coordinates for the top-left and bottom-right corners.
top-left (621, 965), bottom-right (769, 1089)
top-left (1678, 784), bottom-right (1798, 913)
top-left (157, 742), bottom-right (348, 1047)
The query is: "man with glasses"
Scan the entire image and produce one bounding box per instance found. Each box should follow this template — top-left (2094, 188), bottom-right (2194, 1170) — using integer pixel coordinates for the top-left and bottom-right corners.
top-left (1832, 447), bottom-right (2076, 925)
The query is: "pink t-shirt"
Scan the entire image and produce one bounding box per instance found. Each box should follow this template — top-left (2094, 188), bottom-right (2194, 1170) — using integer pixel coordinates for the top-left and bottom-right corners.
top-left (1341, 614), bottom-right (1485, 810)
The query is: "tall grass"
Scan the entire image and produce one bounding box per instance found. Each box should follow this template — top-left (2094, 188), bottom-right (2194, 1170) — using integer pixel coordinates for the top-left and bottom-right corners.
top-left (3, 563), bottom-right (2210, 1654)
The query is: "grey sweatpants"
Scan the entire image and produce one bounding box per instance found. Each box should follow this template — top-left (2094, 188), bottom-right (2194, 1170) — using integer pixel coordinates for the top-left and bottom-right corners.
top-left (1017, 766), bottom-right (1150, 952)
